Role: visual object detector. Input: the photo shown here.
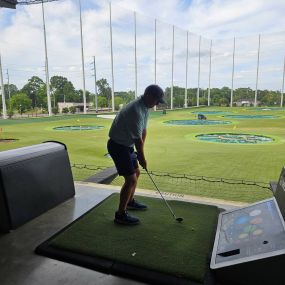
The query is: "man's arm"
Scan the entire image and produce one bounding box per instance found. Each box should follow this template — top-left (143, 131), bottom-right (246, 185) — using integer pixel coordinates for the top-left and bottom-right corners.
top-left (142, 128), bottom-right (147, 143)
top-left (134, 136), bottom-right (147, 170)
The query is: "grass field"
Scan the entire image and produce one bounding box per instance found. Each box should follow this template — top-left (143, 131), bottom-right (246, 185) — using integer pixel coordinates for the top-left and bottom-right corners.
top-left (0, 106), bottom-right (284, 202)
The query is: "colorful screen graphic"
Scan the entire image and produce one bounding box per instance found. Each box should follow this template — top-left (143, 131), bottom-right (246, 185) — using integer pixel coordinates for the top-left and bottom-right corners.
top-left (216, 199), bottom-right (285, 264)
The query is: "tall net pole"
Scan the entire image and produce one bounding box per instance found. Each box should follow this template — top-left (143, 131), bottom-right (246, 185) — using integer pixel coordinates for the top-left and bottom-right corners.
top-left (184, 30), bottom-right (188, 108)
top-left (79, 0), bottom-right (87, 114)
top-left (109, 2), bottom-right (115, 112)
top-left (197, 35), bottom-right (201, 107)
top-left (208, 40), bottom-right (212, 106)
top-left (0, 54), bottom-right (7, 119)
top-left (171, 25), bottom-right (174, 110)
top-left (230, 37), bottom-right (236, 107)
top-left (6, 69), bottom-right (11, 99)
top-left (154, 19), bottom-right (157, 85)
top-left (134, 11), bottom-right (137, 99)
top-left (254, 34), bottom-right (261, 107)
top-left (153, 19), bottom-right (157, 111)
top-left (281, 55), bottom-right (285, 108)
top-left (41, 0), bottom-right (52, 116)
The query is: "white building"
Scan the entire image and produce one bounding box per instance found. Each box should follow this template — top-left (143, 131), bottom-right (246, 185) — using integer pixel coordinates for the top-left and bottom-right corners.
top-left (57, 102), bottom-right (92, 113)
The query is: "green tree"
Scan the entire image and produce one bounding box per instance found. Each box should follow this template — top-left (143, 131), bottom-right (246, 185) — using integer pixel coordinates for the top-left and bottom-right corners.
top-left (52, 107), bottom-right (59, 115)
top-left (50, 76), bottom-right (78, 103)
top-left (62, 107), bottom-right (69, 114)
top-left (21, 76), bottom-right (45, 108)
top-left (9, 93), bottom-right (32, 114)
top-left (77, 89), bottom-right (92, 104)
top-left (69, 106), bottom-right (76, 114)
top-left (98, 96), bottom-right (107, 108)
top-left (96, 78), bottom-right (112, 107)
top-left (115, 91), bottom-right (135, 104)
top-left (114, 96), bottom-right (124, 110)
top-left (4, 84), bottom-right (18, 97)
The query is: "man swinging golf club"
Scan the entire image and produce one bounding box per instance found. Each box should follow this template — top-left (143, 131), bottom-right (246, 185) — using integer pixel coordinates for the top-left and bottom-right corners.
top-left (107, 84), bottom-right (165, 225)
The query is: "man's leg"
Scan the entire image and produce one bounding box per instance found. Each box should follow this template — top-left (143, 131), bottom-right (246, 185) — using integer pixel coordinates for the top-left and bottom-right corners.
top-left (115, 173), bottom-right (140, 225)
top-left (127, 168), bottom-right (148, 210)
top-left (118, 173), bottom-right (137, 213)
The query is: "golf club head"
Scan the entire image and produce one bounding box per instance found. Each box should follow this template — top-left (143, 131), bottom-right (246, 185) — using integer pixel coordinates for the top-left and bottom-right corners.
top-left (176, 217), bottom-right (183, 222)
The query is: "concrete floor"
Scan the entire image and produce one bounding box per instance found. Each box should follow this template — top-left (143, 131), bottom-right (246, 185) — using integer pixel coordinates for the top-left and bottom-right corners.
top-left (0, 183), bottom-right (145, 285)
top-left (0, 182), bottom-right (238, 285)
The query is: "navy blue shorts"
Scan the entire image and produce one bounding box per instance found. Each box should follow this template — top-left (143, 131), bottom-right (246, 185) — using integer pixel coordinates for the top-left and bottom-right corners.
top-left (107, 139), bottom-right (138, 176)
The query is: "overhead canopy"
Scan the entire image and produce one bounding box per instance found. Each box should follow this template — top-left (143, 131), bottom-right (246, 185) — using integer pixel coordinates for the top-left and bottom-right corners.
top-left (0, 0), bottom-right (17, 9)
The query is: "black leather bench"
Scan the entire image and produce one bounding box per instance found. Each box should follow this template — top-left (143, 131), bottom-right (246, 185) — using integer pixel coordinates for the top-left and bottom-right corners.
top-left (0, 141), bottom-right (75, 233)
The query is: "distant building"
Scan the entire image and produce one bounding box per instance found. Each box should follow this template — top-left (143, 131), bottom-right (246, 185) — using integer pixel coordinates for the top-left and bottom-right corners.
top-left (57, 102), bottom-right (92, 113)
top-left (234, 100), bottom-right (260, 107)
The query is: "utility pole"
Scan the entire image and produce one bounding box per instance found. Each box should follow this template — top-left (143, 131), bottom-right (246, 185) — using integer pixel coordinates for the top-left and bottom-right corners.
top-left (92, 56), bottom-right (98, 113)
top-left (6, 69), bottom-right (11, 99)
top-left (0, 54), bottom-right (7, 119)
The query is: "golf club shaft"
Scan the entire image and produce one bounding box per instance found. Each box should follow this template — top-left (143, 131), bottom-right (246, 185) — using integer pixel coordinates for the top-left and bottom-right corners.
top-left (145, 169), bottom-right (177, 219)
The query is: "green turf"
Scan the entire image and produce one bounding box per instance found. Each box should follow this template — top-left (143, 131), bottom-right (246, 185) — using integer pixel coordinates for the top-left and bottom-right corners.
top-left (50, 194), bottom-right (219, 283)
top-left (1, 107), bottom-right (285, 202)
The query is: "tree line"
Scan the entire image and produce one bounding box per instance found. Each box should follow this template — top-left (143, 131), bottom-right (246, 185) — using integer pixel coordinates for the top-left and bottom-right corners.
top-left (0, 75), bottom-right (283, 116)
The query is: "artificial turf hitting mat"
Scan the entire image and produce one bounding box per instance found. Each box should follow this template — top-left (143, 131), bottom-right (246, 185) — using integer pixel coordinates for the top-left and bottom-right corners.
top-left (35, 194), bottom-right (220, 285)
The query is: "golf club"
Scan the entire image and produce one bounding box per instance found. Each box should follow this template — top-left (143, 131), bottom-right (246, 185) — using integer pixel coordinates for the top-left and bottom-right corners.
top-left (145, 168), bottom-right (183, 222)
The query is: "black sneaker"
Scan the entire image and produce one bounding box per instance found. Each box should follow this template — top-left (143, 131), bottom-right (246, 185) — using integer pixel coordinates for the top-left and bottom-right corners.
top-left (114, 210), bottom-right (140, 225)
top-left (127, 199), bottom-right (148, 211)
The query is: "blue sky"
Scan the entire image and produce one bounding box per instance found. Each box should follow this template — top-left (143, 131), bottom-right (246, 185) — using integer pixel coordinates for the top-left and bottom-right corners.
top-left (0, 0), bottom-right (285, 94)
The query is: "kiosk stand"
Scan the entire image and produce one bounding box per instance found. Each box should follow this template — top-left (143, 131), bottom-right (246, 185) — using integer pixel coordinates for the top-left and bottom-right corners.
top-left (210, 166), bottom-right (285, 285)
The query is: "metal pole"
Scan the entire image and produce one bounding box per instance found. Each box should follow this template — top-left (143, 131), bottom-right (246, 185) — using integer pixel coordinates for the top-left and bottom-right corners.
top-left (79, 0), bottom-right (87, 114)
top-left (208, 39), bottom-right (212, 106)
top-left (184, 31), bottom-right (188, 108)
top-left (93, 56), bottom-right (98, 112)
top-left (171, 25), bottom-right (174, 110)
top-left (255, 34), bottom-right (261, 107)
top-left (197, 35), bottom-right (201, 107)
top-left (0, 54), bottom-right (7, 119)
top-left (109, 2), bottom-right (115, 112)
top-left (41, 0), bottom-right (52, 116)
top-left (6, 69), bottom-right (10, 99)
top-left (154, 19), bottom-right (157, 85)
top-left (134, 11), bottom-right (137, 99)
top-left (230, 37), bottom-right (235, 107)
top-left (281, 55), bottom-right (285, 108)
top-left (154, 19), bottom-right (157, 111)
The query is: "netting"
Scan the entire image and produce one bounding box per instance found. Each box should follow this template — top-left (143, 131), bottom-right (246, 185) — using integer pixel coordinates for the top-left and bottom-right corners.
top-left (1, 2), bottom-right (285, 111)
top-left (71, 163), bottom-right (110, 181)
top-left (71, 164), bottom-right (272, 203)
top-left (112, 170), bottom-right (271, 203)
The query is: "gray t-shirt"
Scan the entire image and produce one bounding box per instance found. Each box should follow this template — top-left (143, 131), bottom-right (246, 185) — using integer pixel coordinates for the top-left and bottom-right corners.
top-left (109, 97), bottom-right (149, 147)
